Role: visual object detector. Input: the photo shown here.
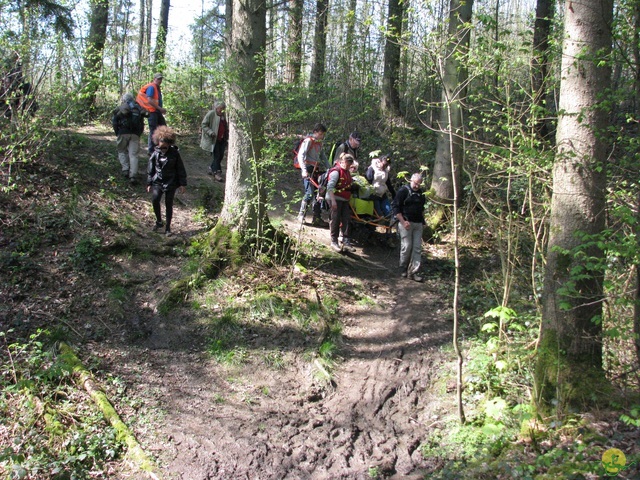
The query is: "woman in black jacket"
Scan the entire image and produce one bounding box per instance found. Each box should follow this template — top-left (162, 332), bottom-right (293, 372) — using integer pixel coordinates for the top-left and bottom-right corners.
top-left (146, 126), bottom-right (187, 237)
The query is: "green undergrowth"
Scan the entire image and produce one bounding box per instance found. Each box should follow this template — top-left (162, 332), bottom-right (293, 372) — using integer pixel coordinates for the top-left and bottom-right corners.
top-left (420, 305), bottom-right (640, 478)
top-left (0, 330), bottom-right (125, 479)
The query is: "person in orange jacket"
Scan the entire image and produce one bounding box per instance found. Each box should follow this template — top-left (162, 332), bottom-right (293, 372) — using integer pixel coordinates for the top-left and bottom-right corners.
top-left (137, 73), bottom-right (167, 155)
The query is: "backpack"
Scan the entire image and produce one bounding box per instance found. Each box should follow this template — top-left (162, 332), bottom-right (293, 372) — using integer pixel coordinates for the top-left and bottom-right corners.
top-left (329, 141), bottom-right (344, 164)
top-left (316, 170), bottom-right (330, 197)
top-left (292, 135), bottom-right (313, 169)
top-left (113, 101), bottom-right (146, 135)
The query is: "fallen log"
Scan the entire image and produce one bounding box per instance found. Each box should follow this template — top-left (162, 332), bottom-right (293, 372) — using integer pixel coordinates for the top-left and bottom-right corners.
top-left (58, 341), bottom-right (160, 480)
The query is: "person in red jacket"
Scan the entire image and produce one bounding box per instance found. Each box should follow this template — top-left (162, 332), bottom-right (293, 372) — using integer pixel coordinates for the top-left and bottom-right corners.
top-left (137, 73), bottom-right (167, 155)
top-left (326, 153), bottom-right (355, 252)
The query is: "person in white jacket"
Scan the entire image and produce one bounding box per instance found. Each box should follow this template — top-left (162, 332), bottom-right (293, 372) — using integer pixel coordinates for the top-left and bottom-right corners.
top-left (365, 154), bottom-right (396, 217)
top-left (200, 101), bottom-right (228, 182)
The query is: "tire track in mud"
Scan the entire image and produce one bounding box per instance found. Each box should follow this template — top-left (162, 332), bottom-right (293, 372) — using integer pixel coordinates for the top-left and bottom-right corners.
top-left (136, 261), bottom-right (452, 479)
top-left (107, 148), bottom-right (453, 479)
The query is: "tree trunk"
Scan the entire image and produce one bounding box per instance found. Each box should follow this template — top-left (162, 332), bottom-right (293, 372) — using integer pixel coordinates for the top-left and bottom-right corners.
top-left (309, 0), bottom-right (328, 89)
top-left (138, 0), bottom-right (146, 66)
top-left (80, 0), bottom-right (109, 111)
top-left (633, 2), bottom-right (640, 362)
top-left (381, 0), bottom-right (403, 117)
top-left (219, 0), bottom-right (268, 240)
top-left (284, 0), bottom-right (303, 85)
top-left (146, 0), bottom-right (153, 63)
top-left (154, 0), bottom-right (170, 67)
top-left (429, 0), bottom-right (473, 207)
top-left (341, 0), bottom-right (357, 83)
top-left (531, 0), bottom-right (554, 140)
top-left (535, 0), bottom-right (613, 411)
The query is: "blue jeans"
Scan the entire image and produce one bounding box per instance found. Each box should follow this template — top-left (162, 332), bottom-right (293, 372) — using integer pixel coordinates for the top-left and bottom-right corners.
top-left (373, 196), bottom-right (391, 217)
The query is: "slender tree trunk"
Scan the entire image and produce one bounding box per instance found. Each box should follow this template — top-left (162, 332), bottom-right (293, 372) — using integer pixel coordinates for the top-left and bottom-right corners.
top-left (80, 0), bottom-right (109, 111)
top-left (381, 0), bottom-right (403, 117)
top-left (285, 0), bottom-right (303, 85)
top-left (309, 0), bottom-right (328, 89)
top-left (220, 0), bottom-right (268, 238)
top-left (531, 0), bottom-right (554, 140)
top-left (154, 0), bottom-right (170, 67)
top-left (342, 0), bottom-right (357, 82)
top-left (535, 0), bottom-right (613, 412)
top-left (138, 0), bottom-right (146, 66)
top-left (146, 0), bottom-right (153, 64)
top-left (429, 0), bottom-right (473, 208)
top-left (633, 1), bottom-right (640, 362)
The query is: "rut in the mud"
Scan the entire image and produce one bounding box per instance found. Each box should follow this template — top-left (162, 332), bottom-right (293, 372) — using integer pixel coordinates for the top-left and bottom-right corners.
top-left (96, 142), bottom-right (453, 479)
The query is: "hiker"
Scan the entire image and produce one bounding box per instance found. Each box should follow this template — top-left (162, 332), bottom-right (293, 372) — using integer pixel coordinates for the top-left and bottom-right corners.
top-left (365, 153), bottom-right (396, 217)
top-left (332, 131), bottom-right (362, 163)
top-left (349, 160), bottom-right (375, 200)
top-left (146, 126), bottom-right (187, 237)
top-left (111, 92), bottom-right (146, 185)
top-left (296, 123), bottom-right (330, 227)
top-left (391, 173), bottom-right (426, 282)
top-left (200, 100), bottom-right (228, 182)
top-left (137, 72), bottom-right (166, 155)
top-left (327, 153), bottom-right (355, 253)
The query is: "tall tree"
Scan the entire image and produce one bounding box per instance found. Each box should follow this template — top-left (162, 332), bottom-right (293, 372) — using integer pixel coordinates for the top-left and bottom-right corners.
top-left (531, 0), bottom-right (555, 140)
top-left (137, 0), bottom-right (146, 67)
top-left (79, 0), bottom-right (109, 111)
top-left (284, 0), bottom-right (303, 84)
top-left (154, 0), bottom-right (169, 67)
top-left (381, 0), bottom-right (403, 117)
top-left (309, 0), bottom-right (328, 89)
top-left (219, 0), bottom-right (268, 237)
top-left (429, 0), bottom-right (473, 208)
top-left (535, 0), bottom-right (613, 409)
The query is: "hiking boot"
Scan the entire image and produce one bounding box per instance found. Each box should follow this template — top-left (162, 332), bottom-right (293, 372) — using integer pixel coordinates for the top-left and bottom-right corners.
top-left (153, 221), bottom-right (164, 232)
top-left (122, 170), bottom-right (129, 179)
top-left (399, 268), bottom-right (408, 278)
top-left (409, 273), bottom-right (424, 283)
top-left (165, 229), bottom-right (173, 237)
top-left (342, 240), bottom-right (356, 253)
top-left (129, 177), bottom-right (138, 186)
top-left (330, 241), bottom-right (342, 253)
top-left (311, 217), bottom-right (329, 228)
top-left (214, 171), bottom-right (223, 182)
top-left (207, 167), bottom-right (214, 176)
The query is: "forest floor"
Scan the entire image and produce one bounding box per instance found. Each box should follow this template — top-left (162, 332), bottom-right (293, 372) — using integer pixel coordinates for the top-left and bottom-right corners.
top-left (98, 129), bottom-right (456, 479)
top-left (2, 125), bottom-right (640, 479)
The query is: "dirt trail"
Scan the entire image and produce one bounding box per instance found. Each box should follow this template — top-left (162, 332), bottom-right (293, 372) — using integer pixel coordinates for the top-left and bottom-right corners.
top-left (95, 140), bottom-right (453, 479)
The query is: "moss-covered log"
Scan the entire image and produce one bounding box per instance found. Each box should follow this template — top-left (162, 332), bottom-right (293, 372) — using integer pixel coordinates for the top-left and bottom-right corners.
top-left (58, 342), bottom-right (160, 480)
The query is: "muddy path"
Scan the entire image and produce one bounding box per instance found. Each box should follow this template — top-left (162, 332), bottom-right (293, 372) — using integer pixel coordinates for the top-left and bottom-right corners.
top-left (90, 134), bottom-right (454, 479)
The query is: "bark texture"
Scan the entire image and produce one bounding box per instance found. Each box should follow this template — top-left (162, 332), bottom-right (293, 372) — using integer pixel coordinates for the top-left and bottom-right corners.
top-left (220, 0), bottom-right (268, 237)
top-left (536, 0), bottom-right (613, 409)
top-left (430, 0), bottom-right (473, 206)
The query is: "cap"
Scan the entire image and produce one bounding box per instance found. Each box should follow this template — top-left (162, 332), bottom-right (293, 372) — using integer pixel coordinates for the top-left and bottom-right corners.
top-left (153, 72), bottom-right (164, 80)
top-left (350, 131), bottom-right (362, 142)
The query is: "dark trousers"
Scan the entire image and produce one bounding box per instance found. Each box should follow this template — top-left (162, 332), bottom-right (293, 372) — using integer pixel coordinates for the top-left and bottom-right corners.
top-left (147, 111), bottom-right (166, 154)
top-left (329, 199), bottom-right (351, 243)
top-left (151, 185), bottom-right (177, 229)
top-left (210, 141), bottom-right (227, 172)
